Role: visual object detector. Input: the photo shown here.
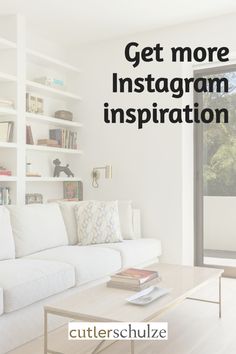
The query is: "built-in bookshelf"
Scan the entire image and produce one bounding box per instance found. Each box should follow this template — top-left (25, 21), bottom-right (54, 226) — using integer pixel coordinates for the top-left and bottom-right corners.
top-left (0, 14), bottom-right (83, 205)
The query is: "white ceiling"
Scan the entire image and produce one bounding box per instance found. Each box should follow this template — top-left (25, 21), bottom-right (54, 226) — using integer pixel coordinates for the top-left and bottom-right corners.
top-left (0, 0), bottom-right (236, 47)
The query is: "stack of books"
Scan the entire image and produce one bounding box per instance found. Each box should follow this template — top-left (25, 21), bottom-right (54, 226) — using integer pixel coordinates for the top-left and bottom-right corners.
top-left (37, 139), bottom-right (60, 148)
top-left (49, 129), bottom-right (78, 150)
top-left (0, 166), bottom-right (12, 176)
top-left (0, 187), bottom-right (11, 205)
top-left (0, 121), bottom-right (14, 142)
top-left (107, 268), bottom-right (160, 291)
top-left (0, 99), bottom-right (14, 109)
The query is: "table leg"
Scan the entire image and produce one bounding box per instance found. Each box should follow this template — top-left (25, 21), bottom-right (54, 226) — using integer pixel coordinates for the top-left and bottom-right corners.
top-left (44, 309), bottom-right (48, 354)
top-left (131, 340), bottom-right (134, 354)
top-left (219, 276), bottom-right (222, 319)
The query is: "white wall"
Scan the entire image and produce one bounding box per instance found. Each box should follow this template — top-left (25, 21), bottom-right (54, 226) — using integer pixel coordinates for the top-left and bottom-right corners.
top-left (70, 13), bottom-right (236, 264)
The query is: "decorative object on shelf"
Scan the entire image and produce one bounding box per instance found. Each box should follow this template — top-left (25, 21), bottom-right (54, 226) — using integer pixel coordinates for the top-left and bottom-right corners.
top-left (0, 121), bottom-right (14, 142)
top-left (26, 93), bottom-right (44, 114)
top-left (26, 172), bottom-right (42, 177)
top-left (25, 161), bottom-right (41, 177)
top-left (0, 99), bottom-right (14, 109)
top-left (92, 165), bottom-right (112, 188)
top-left (37, 139), bottom-right (60, 148)
top-left (49, 128), bottom-right (78, 149)
top-left (34, 77), bottom-right (65, 90)
top-left (0, 165), bottom-right (12, 176)
top-left (63, 181), bottom-right (83, 201)
top-left (53, 159), bottom-right (74, 177)
top-left (0, 187), bottom-right (11, 205)
top-left (26, 162), bottom-right (31, 175)
top-left (25, 193), bottom-right (43, 204)
top-left (54, 110), bottom-right (73, 121)
top-left (26, 125), bottom-right (34, 145)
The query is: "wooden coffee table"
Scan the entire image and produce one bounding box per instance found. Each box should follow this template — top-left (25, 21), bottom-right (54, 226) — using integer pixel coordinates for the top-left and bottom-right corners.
top-left (44, 263), bottom-right (223, 354)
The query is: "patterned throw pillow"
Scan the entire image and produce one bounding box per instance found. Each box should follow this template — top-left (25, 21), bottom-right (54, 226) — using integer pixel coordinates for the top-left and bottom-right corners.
top-left (74, 200), bottom-right (123, 245)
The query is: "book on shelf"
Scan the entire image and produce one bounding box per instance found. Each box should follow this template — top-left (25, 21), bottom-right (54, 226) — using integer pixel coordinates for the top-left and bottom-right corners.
top-left (0, 121), bottom-right (14, 142)
top-left (0, 187), bottom-right (11, 205)
top-left (26, 125), bottom-right (34, 145)
top-left (0, 99), bottom-right (14, 109)
top-left (49, 128), bottom-right (78, 150)
top-left (0, 166), bottom-right (12, 176)
top-left (37, 139), bottom-right (60, 147)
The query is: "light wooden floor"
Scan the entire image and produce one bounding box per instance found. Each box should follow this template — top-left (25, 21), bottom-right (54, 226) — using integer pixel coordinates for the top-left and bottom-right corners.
top-left (9, 277), bottom-right (236, 354)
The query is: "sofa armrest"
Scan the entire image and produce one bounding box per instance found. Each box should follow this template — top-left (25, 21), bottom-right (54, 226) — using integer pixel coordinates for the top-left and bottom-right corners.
top-left (0, 288), bottom-right (3, 316)
top-left (132, 209), bottom-right (141, 239)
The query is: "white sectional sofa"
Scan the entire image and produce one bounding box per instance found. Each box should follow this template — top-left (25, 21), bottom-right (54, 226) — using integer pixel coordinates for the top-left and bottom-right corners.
top-left (0, 202), bottom-right (161, 353)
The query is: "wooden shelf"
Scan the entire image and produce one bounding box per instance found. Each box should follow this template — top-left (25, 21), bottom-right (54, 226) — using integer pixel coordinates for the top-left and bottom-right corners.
top-left (26, 48), bottom-right (80, 73)
top-left (0, 142), bottom-right (17, 148)
top-left (0, 107), bottom-right (17, 116)
top-left (26, 144), bottom-right (83, 154)
top-left (25, 177), bottom-right (82, 182)
top-left (0, 72), bottom-right (17, 82)
top-left (26, 112), bottom-right (83, 128)
top-left (0, 37), bottom-right (16, 50)
top-left (0, 176), bottom-right (17, 182)
top-left (26, 80), bottom-right (82, 101)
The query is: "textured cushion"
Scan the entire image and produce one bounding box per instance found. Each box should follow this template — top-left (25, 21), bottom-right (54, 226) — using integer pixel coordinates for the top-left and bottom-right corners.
top-left (58, 201), bottom-right (81, 245)
top-left (97, 239), bottom-right (162, 267)
top-left (0, 259), bottom-right (75, 313)
top-left (0, 206), bottom-right (15, 260)
top-left (118, 201), bottom-right (135, 239)
top-left (26, 245), bottom-right (121, 285)
top-left (7, 204), bottom-right (68, 257)
top-left (0, 288), bottom-right (3, 316)
top-left (75, 201), bottom-right (122, 245)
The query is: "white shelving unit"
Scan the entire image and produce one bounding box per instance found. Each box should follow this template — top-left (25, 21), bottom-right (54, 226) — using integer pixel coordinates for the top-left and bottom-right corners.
top-left (25, 177), bottom-right (82, 182)
top-left (26, 144), bottom-right (83, 154)
top-left (0, 15), bottom-right (83, 205)
top-left (25, 112), bottom-right (83, 128)
top-left (0, 142), bottom-right (17, 148)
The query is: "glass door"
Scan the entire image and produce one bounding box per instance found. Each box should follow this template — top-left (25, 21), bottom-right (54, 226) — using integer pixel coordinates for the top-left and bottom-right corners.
top-left (195, 65), bottom-right (236, 276)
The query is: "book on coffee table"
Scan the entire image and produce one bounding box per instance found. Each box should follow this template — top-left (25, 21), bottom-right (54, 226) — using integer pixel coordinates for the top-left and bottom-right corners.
top-left (107, 268), bottom-right (160, 290)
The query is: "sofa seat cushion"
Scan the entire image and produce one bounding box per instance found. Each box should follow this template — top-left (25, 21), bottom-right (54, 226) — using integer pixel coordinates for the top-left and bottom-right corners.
top-left (26, 245), bottom-right (121, 285)
top-left (0, 288), bottom-right (3, 316)
top-left (95, 239), bottom-right (162, 267)
top-left (0, 259), bottom-right (75, 313)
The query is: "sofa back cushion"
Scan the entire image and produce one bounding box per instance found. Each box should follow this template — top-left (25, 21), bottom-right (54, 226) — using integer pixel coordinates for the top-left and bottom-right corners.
top-left (0, 206), bottom-right (15, 260)
top-left (75, 200), bottom-right (123, 245)
top-left (118, 201), bottom-right (135, 239)
top-left (7, 204), bottom-right (68, 257)
top-left (58, 200), bottom-right (140, 244)
top-left (58, 201), bottom-right (81, 245)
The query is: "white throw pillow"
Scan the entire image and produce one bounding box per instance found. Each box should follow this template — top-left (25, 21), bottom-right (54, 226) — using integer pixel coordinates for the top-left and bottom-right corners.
top-left (118, 201), bottom-right (135, 239)
top-left (7, 204), bottom-right (68, 257)
top-left (74, 200), bottom-right (122, 245)
top-left (58, 201), bottom-right (81, 245)
top-left (0, 206), bottom-right (15, 260)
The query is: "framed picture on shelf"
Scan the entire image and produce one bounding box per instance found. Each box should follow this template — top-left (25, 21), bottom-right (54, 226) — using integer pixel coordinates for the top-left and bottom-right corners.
top-left (25, 193), bottom-right (43, 204)
top-left (63, 181), bottom-right (83, 201)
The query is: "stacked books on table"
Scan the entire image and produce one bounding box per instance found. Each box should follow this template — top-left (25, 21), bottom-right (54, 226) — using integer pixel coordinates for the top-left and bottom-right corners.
top-left (107, 268), bottom-right (160, 291)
